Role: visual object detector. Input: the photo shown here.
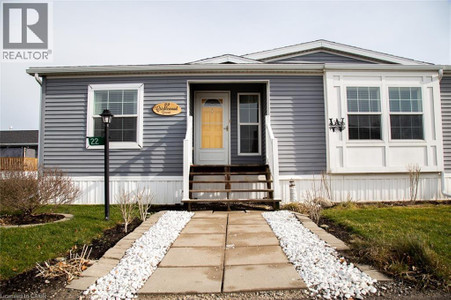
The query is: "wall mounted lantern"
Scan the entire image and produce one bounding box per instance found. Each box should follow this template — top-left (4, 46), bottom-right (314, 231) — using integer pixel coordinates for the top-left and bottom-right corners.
top-left (329, 118), bottom-right (346, 132)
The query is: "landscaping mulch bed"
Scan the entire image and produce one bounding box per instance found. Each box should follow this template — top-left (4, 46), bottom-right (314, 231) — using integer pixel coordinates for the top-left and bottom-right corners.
top-left (0, 218), bottom-right (141, 299)
top-left (0, 213), bottom-right (64, 226)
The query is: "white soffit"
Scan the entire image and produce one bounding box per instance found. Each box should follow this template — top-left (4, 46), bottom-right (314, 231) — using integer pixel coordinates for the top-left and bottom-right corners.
top-left (243, 40), bottom-right (432, 65)
top-left (190, 54), bottom-right (262, 64)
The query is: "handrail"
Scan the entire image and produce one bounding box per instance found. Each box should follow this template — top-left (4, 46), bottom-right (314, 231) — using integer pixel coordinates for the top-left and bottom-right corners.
top-left (182, 116), bottom-right (193, 201)
top-left (265, 115), bottom-right (281, 200)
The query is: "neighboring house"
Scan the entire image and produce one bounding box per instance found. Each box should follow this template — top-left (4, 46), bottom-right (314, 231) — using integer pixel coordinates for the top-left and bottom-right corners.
top-left (0, 130), bottom-right (38, 158)
top-left (0, 130), bottom-right (39, 171)
top-left (26, 40), bottom-right (451, 204)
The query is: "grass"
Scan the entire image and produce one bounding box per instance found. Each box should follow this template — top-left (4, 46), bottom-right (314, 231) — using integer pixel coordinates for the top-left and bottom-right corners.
top-left (321, 203), bottom-right (451, 285)
top-left (0, 205), bottom-right (125, 280)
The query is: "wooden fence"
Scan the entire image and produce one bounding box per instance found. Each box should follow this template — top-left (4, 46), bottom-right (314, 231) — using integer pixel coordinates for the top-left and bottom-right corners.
top-left (0, 157), bottom-right (38, 171)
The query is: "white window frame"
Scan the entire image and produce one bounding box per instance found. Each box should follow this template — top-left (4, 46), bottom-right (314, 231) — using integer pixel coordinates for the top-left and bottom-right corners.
top-left (237, 93), bottom-right (261, 156)
top-left (346, 86), bottom-right (383, 141)
top-left (86, 83), bottom-right (144, 150)
top-left (387, 86), bottom-right (425, 141)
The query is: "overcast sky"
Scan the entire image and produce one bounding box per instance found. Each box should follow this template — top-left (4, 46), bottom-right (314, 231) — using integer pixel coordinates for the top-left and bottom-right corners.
top-left (1, 0), bottom-right (450, 130)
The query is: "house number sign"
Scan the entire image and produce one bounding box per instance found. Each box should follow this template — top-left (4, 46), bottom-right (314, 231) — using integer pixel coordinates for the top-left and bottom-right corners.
top-left (153, 102), bottom-right (182, 116)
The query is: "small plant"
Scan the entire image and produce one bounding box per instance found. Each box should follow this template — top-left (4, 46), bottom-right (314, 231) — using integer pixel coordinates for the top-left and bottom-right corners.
top-left (320, 171), bottom-right (333, 202)
top-left (281, 202), bottom-right (309, 214)
top-left (117, 189), bottom-right (136, 233)
top-left (0, 167), bottom-right (80, 216)
top-left (407, 164), bottom-right (421, 202)
top-left (135, 186), bottom-right (153, 221)
top-left (303, 191), bottom-right (323, 224)
top-left (36, 244), bottom-right (92, 282)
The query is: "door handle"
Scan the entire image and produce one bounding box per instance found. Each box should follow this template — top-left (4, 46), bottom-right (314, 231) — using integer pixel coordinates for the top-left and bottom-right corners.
top-left (224, 125), bottom-right (229, 131)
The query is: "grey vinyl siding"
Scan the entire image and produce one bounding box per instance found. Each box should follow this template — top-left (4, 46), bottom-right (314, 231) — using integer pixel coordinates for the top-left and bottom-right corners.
top-left (43, 77), bottom-right (187, 176)
top-left (271, 51), bottom-right (377, 64)
top-left (441, 76), bottom-right (451, 172)
top-left (43, 75), bottom-right (326, 176)
top-left (269, 76), bottom-right (326, 175)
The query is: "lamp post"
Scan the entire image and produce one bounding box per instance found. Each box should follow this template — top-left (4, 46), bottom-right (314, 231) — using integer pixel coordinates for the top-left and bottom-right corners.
top-left (100, 109), bottom-right (113, 220)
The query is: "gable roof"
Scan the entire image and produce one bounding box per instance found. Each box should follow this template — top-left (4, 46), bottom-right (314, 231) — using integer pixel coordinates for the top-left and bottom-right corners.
top-left (0, 130), bottom-right (39, 146)
top-left (243, 40), bottom-right (432, 65)
top-left (190, 54), bottom-right (262, 64)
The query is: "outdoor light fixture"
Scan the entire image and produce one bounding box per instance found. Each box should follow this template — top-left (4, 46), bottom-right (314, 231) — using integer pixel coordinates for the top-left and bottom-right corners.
top-left (100, 109), bottom-right (113, 124)
top-left (329, 118), bottom-right (346, 132)
top-left (100, 109), bottom-right (114, 220)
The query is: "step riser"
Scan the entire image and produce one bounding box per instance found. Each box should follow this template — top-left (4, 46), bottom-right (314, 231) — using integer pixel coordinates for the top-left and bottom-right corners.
top-left (187, 165), bottom-right (274, 207)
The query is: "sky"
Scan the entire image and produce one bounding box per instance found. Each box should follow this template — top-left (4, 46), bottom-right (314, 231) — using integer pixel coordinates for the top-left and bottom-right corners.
top-left (0, 0), bottom-right (450, 130)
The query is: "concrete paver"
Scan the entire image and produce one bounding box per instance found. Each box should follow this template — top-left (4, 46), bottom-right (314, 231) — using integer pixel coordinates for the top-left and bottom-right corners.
top-left (102, 247), bottom-right (126, 260)
top-left (227, 232), bottom-right (280, 247)
top-left (227, 224), bottom-right (273, 234)
top-left (80, 262), bottom-right (115, 278)
top-left (66, 276), bottom-right (97, 290)
top-left (223, 264), bottom-right (306, 292)
top-left (181, 223), bottom-right (226, 234)
top-left (159, 247), bottom-right (224, 267)
top-left (191, 211), bottom-right (227, 220)
top-left (228, 213), bottom-right (264, 223)
top-left (187, 218), bottom-right (227, 225)
top-left (225, 245), bottom-right (289, 265)
top-left (228, 216), bottom-right (267, 225)
top-left (139, 267), bottom-right (222, 294)
top-left (173, 233), bottom-right (225, 247)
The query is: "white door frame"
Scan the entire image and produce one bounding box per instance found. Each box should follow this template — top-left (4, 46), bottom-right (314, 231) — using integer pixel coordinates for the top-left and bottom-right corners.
top-left (194, 91), bottom-right (231, 165)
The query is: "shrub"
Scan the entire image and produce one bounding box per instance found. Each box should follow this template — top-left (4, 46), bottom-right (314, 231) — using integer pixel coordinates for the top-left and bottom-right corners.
top-left (134, 187), bottom-right (153, 222)
top-left (407, 163), bottom-right (421, 202)
top-left (0, 168), bottom-right (80, 216)
top-left (117, 189), bottom-right (136, 233)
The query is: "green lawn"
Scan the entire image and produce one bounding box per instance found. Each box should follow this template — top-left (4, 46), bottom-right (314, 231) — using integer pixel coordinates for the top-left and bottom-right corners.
top-left (322, 204), bottom-right (451, 283)
top-left (0, 205), bottom-right (124, 280)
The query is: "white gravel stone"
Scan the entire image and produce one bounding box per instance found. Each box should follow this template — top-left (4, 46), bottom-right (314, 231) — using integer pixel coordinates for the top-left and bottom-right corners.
top-left (84, 211), bottom-right (193, 299)
top-left (263, 210), bottom-right (376, 299)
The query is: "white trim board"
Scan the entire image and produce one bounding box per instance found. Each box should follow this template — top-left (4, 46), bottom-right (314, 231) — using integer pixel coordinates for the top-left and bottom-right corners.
top-left (86, 83), bottom-right (144, 150)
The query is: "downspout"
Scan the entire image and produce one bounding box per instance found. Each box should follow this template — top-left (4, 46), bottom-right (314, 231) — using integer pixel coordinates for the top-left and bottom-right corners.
top-left (34, 73), bottom-right (42, 86)
top-left (437, 69), bottom-right (451, 197)
top-left (33, 73), bottom-right (44, 166)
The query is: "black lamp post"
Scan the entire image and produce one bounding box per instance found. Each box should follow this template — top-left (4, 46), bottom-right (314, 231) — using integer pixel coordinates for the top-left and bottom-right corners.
top-left (100, 109), bottom-right (113, 220)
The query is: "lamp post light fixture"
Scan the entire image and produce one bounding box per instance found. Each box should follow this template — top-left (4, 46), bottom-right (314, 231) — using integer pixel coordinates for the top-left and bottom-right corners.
top-left (100, 109), bottom-right (113, 220)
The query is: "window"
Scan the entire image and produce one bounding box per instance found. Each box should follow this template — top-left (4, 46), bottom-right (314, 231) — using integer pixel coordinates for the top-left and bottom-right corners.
top-left (347, 87), bottom-right (381, 140)
top-left (238, 93), bottom-right (260, 155)
top-left (87, 83), bottom-right (143, 149)
top-left (389, 87), bottom-right (423, 140)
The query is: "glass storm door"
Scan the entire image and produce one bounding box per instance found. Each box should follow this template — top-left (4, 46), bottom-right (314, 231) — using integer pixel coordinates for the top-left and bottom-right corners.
top-left (194, 91), bottom-right (230, 165)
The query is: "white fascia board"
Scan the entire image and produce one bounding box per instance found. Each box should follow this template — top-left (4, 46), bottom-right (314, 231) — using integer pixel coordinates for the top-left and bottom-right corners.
top-left (190, 54), bottom-right (262, 64)
top-left (26, 63), bottom-right (445, 77)
top-left (243, 40), bottom-right (431, 65)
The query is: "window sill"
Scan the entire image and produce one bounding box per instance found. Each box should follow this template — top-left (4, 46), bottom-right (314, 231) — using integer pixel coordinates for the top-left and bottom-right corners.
top-left (238, 153), bottom-right (261, 156)
top-left (86, 142), bottom-right (142, 150)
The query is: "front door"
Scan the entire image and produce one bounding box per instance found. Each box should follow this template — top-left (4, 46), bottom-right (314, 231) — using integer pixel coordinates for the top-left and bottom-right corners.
top-left (194, 91), bottom-right (230, 165)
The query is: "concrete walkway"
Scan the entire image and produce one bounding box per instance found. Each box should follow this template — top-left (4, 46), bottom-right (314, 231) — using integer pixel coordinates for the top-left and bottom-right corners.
top-left (67, 210), bottom-right (389, 295)
top-left (138, 211), bottom-right (306, 294)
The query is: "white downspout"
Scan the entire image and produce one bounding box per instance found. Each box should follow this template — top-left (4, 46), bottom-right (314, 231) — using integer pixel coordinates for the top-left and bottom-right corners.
top-left (437, 69), bottom-right (451, 197)
top-left (34, 73), bottom-right (42, 86)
